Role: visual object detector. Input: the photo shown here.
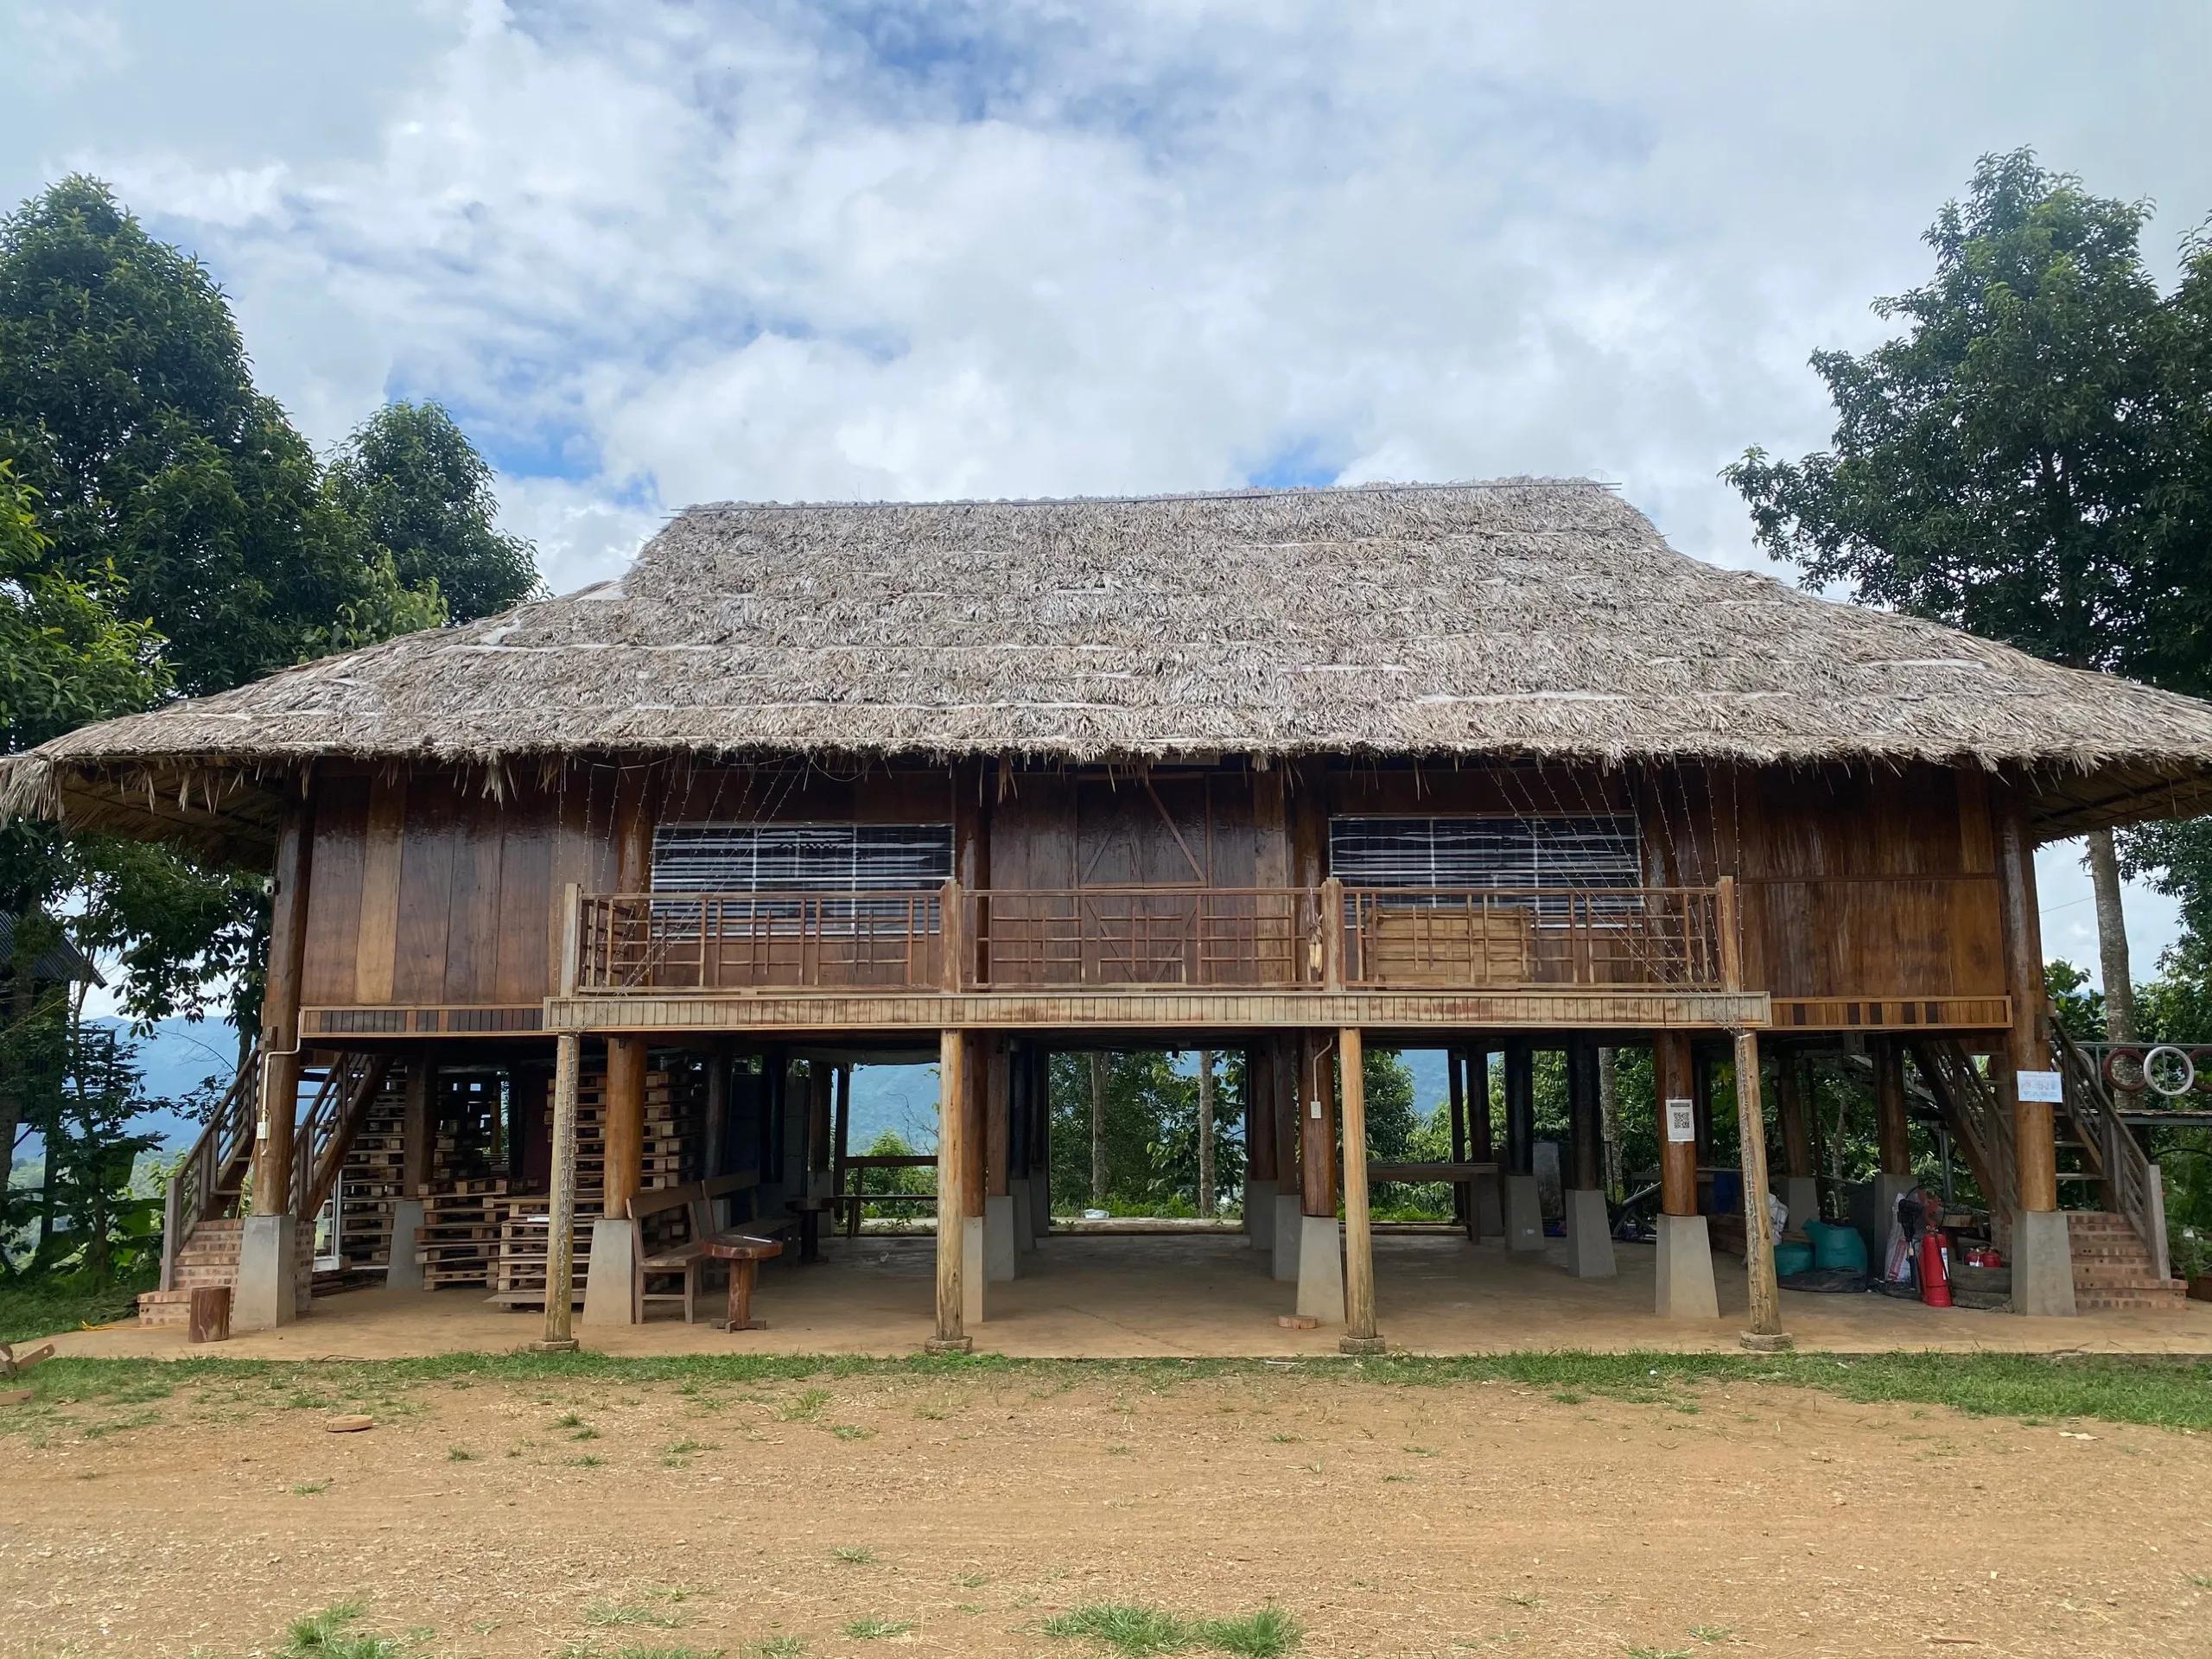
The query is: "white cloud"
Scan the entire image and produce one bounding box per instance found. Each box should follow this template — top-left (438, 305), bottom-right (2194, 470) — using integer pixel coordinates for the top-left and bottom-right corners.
top-left (4, 0), bottom-right (2208, 973)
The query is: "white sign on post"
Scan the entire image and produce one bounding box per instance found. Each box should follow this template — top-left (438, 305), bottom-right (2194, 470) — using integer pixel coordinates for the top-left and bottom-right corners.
top-left (1664, 1096), bottom-right (1696, 1144)
top-left (2016, 1070), bottom-right (2063, 1104)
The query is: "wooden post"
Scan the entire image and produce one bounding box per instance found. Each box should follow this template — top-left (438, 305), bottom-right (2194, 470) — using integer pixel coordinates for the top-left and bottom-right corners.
top-left (1997, 800), bottom-right (2057, 1212)
top-left (537, 1032), bottom-right (582, 1351)
top-left (1247, 1044), bottom-right (1278, 1184)
top-left (940, 879), bottom-right (966, 993)
top-left (1338, 1027), bottom-right (1382, 1354)
top-left (1319, 876), bottom-right (1345, 991)
top-left (1776, 1053), bottom-right (1813, 1179)
top-left (830, 1063), bottom-right (851, 1202)
top-left (1733, 1030), bottom-right (1788, 1349)
top-left (602, 1035), bottom-right (647, 1217)
top-left (1654, 1033), bottom-right (1698, 1217)
top-left (931, 1027), bottom-right (971, 1351)
top-left (251, 803), bottom-right (314, 1206)
top-left (1465, 1045), bottom-right (1493, 1160)
top-left (1299, 1032), bottom-right (1338, 1217)
top-left (984, 1038), bottom-right (1009, 1201)
top-left (1872, 1036), bottom-right (1912, 1178)
top-left (1503, 1039), bottom-right (1535, 1178)
top-left (1715, 874), bottom-right (1742, 989)
top-left (1691, 1046), bottom-right (1716, 1179)
top-left (1567, 1037), bottom-right (1602, 1191)
top-left (400, 1052), bottom-right (438, 1197)
top-left (1196, 1048), bottom-right (1217, 1217)
top-left (1446, 1046), bottom-right (1469, 1228)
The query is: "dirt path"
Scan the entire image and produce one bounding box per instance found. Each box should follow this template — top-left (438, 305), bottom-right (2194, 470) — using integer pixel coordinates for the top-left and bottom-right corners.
top-left (4, 1366), bottom-right (2209, 1658)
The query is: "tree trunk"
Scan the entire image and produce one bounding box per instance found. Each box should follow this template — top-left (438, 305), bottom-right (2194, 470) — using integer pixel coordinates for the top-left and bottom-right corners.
top-left (1196, 1049), bottom-right (1217, 1216)
top-left (1597, 1046), bottom-right (1621, 1197)
top-left (1088, 1052), bottom-right (1109, 1204)
top-left (2087, 828), bottom-right (2137, 1044)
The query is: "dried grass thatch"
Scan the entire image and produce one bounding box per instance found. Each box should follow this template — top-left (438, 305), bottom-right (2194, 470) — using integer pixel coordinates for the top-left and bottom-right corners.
top-left (9, 479), bottom-right (2212, 842)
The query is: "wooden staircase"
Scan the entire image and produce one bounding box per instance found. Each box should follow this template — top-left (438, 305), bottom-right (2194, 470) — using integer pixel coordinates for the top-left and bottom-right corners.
top-left (1912, 1022), bottom-right (2185, 1313)
top-left (140, 1050), bottom-right (388, 1327)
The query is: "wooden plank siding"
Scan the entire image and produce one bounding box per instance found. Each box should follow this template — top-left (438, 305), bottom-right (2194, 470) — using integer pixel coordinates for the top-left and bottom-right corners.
top-left (296, 758), bottom-right (2013, 1036)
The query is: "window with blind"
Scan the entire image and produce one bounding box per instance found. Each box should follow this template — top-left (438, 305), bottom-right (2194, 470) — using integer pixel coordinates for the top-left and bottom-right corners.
top-left (651, 823), bottom-right (954, 931)
top-left (1328, 816), bottom-right (1641, 909)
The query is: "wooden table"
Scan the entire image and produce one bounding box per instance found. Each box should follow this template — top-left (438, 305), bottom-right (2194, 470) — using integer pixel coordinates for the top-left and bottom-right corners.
top-left (786, 1197), bottom-right (832, 1263)
top-left (698, 1234), bottom-right (784, 1332)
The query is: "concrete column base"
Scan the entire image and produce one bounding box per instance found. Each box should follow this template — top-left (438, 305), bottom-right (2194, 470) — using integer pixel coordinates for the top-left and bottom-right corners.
top-left (985, 1193), bottom-right (1018, 1282)
top-left (1244, 1179), bottom-right (1276, 1251)
top-left (2010, 1208), bottom-right (2078, 1317)
top-left (1471, 1170), bottom-right (1504, 1238)
top-left (233, 1213), bottom-right (299, 1332)
top-left (1503, 1173), bottom-right (1545, 1253)
top-left (1010, 1181), bottom-right (1035, 1255)
top-left (384, 1198), bottom-right (425, 1291)
top-left (1270, 1192), bottom-right (1303, 1282)
top-left (1562, 1188), bottom-right (1616, 1278)
top-left (1294, 1214), bottom-right (1344, 1322)
top-left (1779, 1176), bottom-right (1820, 1235)
top-left (963, 1215), bottom-right (986, 1326)
top-left (582, 1217), bottom-right (638, 1325)
top-left (1654, 1212), bottom-right (1720, 1320)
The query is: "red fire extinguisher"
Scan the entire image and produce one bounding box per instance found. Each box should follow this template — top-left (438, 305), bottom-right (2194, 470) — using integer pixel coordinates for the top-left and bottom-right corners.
top-left (1918, 1229), bottom-right (1953, 1308)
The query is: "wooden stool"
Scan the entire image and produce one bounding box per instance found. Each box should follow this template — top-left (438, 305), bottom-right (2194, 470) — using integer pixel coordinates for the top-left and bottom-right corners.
top-left (698, 1235), bottom-right (784, 1332)
top-left (188, 1287), bottom-right (232, 1344)
top-left (786, 1198), bottom-right (832, 1264)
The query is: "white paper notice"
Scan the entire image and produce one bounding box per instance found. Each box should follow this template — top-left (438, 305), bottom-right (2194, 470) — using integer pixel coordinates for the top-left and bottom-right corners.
top-left (2016, 1070), bottom-right (2063, 1103)
top-left (1664, 1096), bottom-right (1696, 1143)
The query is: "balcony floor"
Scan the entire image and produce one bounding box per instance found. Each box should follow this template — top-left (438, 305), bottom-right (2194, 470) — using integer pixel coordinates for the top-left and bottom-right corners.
top-left (54, 1231), bottom-right (2212, 1361)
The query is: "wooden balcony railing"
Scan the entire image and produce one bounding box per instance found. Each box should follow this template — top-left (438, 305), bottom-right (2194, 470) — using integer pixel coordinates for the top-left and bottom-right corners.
top-left (568, 879), bottom-right (1738, 996)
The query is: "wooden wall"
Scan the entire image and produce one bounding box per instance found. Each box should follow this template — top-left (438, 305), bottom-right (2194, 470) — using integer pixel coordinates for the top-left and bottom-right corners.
top-left (298, 757), bottom-right (2007, 1016)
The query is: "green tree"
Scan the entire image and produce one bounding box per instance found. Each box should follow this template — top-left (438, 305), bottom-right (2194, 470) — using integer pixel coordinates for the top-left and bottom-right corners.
top-left (327, 401), bottom-right (539, 623)
top-left (1726, 149), bottom-right (2209, 1041)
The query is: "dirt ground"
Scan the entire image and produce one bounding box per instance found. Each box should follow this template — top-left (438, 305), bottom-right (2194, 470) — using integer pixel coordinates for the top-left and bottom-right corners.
top-left (5, 1363), bottom-right (2210, 1659)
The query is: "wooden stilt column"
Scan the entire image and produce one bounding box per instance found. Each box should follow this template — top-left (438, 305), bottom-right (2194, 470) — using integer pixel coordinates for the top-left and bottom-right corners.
top-left (1274, 1034), bottom-right (1302, 1186)
top-left (1502, 1040), bottom-right (1535, 1178)
top-left (1872, 1036), bottom-right (1912, 1179)
top-left (1248, 1044), bottom-right (1278, 1185)
top-left (1567, 1039), bottom-right (1602, 1192)
top-left (1338, 1027), bottom-right (1382, 1354)
top-left (985, 1040), bottom-right (1010, 1202)
top-left (1299, 1032), bottom-right (1338, 1217)
top-left (1776, 1055), bottom-right (1813, 1183)
top-left (1466, 1046), bottom-right (1493, 1160)
top-left (536, 1032), bottom-right (582, 1351)
top-left (251, 804), bottom-right (314, 1206)
top-left (930, 1028), bottom-right (971, 1351)
top-left (1447, 1048), bottom-right (1469, 1229)
top-left (1654, 1033), bottom-right (1698, 1217)
top-left (602, 1036), bottom-right (646, 1217)
top-left (1996, 795), bottom-right (2074, 1314)
top-left (1691, 1046), bottom-right (1717, 1181)
top-left (400, 1050), bottom-right (439, 1197)
top-left (1733, 1031), bottom-right (1788, 1349)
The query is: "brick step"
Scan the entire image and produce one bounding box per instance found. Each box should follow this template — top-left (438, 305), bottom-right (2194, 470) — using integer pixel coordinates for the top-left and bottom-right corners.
top-left (2073, 1268), bottom-right (2177, 1291)
top-left (136, 1289), bottom-right (193, 1328)
top-left (2075, 1287), bottom-right (2190, 1313)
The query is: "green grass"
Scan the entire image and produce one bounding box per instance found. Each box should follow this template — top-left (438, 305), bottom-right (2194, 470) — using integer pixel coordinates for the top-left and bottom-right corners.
top-left (1041, 1602), bottom-right (1302, 1657)
top-left (14, 1350), bottom-right (2212, 1434)
top-left (277, 1601), bottom-right (406, 1658)
top-left (583, 1594), bottom-right (688, 1630)
top-left (830, 1546), bottom-right (878, 1565)
top-left (841, 1617), bottom-right (912, 1640)
top-left (745, 1640), bottom-right (806, 1657)
top-left (0, 1267), bottom-right (155, 1344)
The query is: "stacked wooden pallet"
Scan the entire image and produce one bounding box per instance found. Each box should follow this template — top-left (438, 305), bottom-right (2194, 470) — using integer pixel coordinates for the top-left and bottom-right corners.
top-left (335, 1076), bottom-right (409, 1271)
top-left (416, 1179), bottom-right (511, 1289)
top-left (486, 1065), bottom-right (703, 1305)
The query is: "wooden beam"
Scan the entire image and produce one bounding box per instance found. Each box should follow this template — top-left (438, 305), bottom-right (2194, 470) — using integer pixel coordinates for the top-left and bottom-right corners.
top-left (1247, 1043), bottom-right (1278, 1183)
top-left (1654, 1032), bottom-right (1698, 1217)
top-left (537, 1032), bottom-right (582, 1351)
top-left (400, 1052), bottom-right (438, 1197)
top-left (1338, 1027), bottom-right (1382, 1354)
top-left (1997, 796), bottom-right (2058, 1212)
top-left (1733, 1031), bottom-right (1786, 1347)
top-left (931, 1027), bottom-right (971, 1351)
top-left (1567, 1036), bottom-right (1602, 1190)
top-left (1465, 1045), bottom-right (1493, 1160)
top-left (985, 1038), bottom-right (1010, 1198)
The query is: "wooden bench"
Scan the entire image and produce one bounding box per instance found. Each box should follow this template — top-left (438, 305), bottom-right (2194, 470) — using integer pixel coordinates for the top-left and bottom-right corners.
top-left (630, 1173), bottom-right (795, 1324)
top-left (1367, 1160), bottom-right (1502, 1241)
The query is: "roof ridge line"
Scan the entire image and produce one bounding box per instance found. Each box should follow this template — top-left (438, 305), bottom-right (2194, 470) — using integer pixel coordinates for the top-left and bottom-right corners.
top-left (671, 477), bottom-right (1624, 517)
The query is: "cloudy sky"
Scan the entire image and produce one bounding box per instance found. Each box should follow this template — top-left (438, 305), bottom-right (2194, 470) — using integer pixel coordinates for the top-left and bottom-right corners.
top-left (5, 0), bottom-right (2209, 981)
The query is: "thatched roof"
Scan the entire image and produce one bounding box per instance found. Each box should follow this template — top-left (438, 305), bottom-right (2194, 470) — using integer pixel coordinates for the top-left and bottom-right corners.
top-left (9, 478), bottom-right (2212, 847)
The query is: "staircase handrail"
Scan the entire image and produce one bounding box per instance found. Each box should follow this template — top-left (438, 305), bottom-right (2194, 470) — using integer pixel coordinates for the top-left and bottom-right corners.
top-left (1908, 1039), bottom-right (2018, 1225)
top-left (2050, 1016), bottom-right (2171, 1282)
top-left (159, 1038), bottom-right (263, 1292)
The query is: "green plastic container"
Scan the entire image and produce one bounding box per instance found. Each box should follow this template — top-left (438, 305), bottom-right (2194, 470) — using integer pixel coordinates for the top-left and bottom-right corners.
top-left (1773, 1240), bottom-right (1815, 1278)
top-left (1804, 1218), bottom-right (1869, 1273)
